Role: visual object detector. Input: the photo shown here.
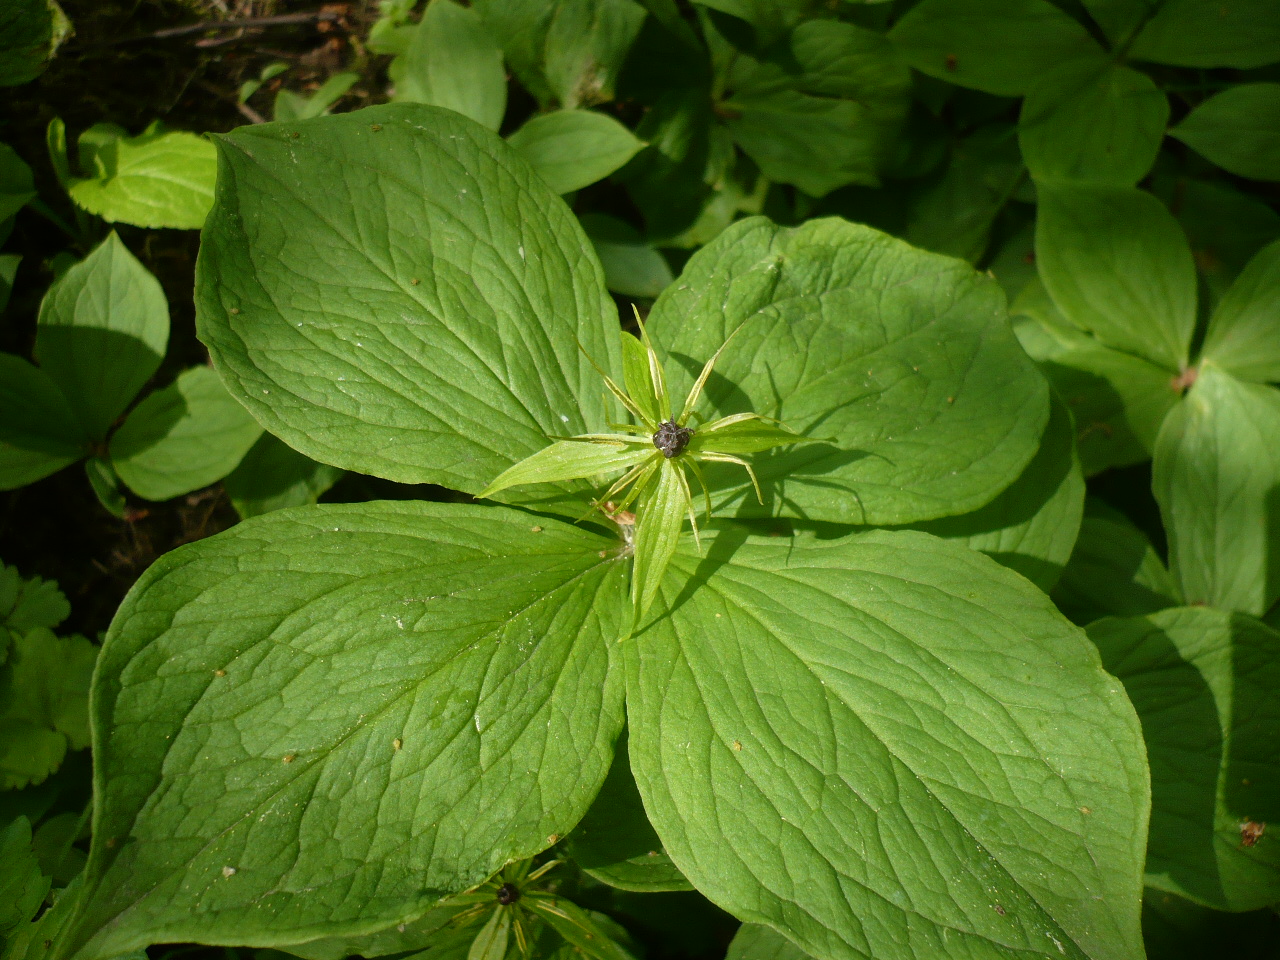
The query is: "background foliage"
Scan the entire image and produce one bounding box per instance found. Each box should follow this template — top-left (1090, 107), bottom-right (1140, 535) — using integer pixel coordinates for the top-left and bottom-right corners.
top-left (1, 1), bottom-right (1279, 959)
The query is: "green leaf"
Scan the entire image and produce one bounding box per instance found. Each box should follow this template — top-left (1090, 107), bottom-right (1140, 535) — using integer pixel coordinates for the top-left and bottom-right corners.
top-left (626, 528), bottom-right (1148, 960)
top-left (579, 214), bottom-right (673, 300)
top-left (1012, 294), bottom-right (1181, 474)
top-left (910, 391), bottom-right (1084, 592)
top-left (273, 73), bottom-right (358, 122)
top-left (1089, 608), bottom-right (1280, 910)
top-left (195, 105), bottom-right (621, 515)
top-left (67, 128), bottom-right (216, 230)
top-left (1199, 238), bottom-right (1280, 383)
top-left (687, 415), bottom-right (809, 456)
top-left (1170, 83), bottom-right (1280, 182)
top-left (631, 458), bottom-right (687, 621)
top-left (1152, 363), bottom-right (1280, 617)
top-left (692, 0), bottom-right (817, 47)
top-left (0, 254), bottom-right (22, 314)
top-left (1051, 499), bottom-right (1180, 625)
top-left (889, 0), bottom-right (1102, 96)
top-left (466, 909), bottom-right (509, 960)
top-left (0, 142), bottom-right (36, 222)
top-left (109, 367), bottom-right (262, 501)
top-left (0, 719), bottom-right (66, 793)
top-left (1129, 0), bottom-right (1280, 69)
top-left (720, 20), bottom-right (912, 196)
top-left (33, 811), bottom-right (90, 886)
top-left (1019, 61), bottom-right (1168, 187)
top-left (903, 123), bottom-right (1025, 263)
top-left (0, 353), bottom-right (87, 491)
top-left (1036, 183), bottom-right (1196, 372)
top-left (647, 217), bottom-right (1049, 525)
top-left (481, 440), bottom-right (653, 498)
top-left (57, 503), bottom-right (628, 960)
top-left (524, 896), bottom-right (632, 960)
top-left (542, 0), bottom-right (647, 109)
top-left (0, 564), bottom-right (69, 635)
top-left (1080, 0), bottom-right (1157, 46)
top-left (3, 628), bottom-right (96, 751)
top-left (222, 432), bottom-right (344, 520)
top-left (620, 333), bottom-right (661, 428)
top-left (0, 628), bottom-right (96, 790)
top-left (727, 923), bottom-right (809, 960)
top-left (0, 0), bottom-right (70, 86)
top-left (84, 457), bottom-right (126, 518)
top-left (35, 232), bottom-right (169, 440)
top-left (396, 0), bottom-right (506, 132)
top-left (1141, 888), bottom-right (1280, 959)
top-left (285, 902), bottom-right (476, 960)
top-left (564, 730), bottom-right (692, 892)
top-left (0, 818), bottom-right (50, 938)
top-left (507, 111), bottom-right (644, 195)
top-left (1152, 176), bottom-right (1280, 304)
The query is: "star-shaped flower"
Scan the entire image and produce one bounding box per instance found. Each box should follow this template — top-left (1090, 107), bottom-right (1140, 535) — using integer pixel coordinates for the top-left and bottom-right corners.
top-left (481, 312), bottom-right (811, 622)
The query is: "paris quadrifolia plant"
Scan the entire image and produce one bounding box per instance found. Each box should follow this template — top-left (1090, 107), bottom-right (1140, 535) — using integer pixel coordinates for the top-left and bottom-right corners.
top-left (480, 309), bottom-right (811, 621)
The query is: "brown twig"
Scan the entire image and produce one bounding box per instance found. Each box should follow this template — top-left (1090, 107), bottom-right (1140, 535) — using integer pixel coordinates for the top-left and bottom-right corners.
top-left (151, 11), bottom-right (341, 40)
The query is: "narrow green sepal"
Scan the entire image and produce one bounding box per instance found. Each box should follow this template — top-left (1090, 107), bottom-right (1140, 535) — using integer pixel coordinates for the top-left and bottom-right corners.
top-left (621, 332), bottom-right (661, 429)
top-left (687, 413), bottom-right (815, 454)
top-left (479, 440), bottom-right (652, 498)
top-left (631, 458), bottom-right (686, 622)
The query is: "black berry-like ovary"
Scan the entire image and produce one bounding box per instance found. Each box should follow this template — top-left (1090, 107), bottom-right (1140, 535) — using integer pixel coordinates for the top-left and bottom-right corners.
top-left (653, 420), bottom-right (693, 458)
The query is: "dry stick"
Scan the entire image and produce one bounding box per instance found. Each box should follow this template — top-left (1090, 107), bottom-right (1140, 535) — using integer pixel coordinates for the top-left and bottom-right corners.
top-left (151, 11), bottom-right (340, 40)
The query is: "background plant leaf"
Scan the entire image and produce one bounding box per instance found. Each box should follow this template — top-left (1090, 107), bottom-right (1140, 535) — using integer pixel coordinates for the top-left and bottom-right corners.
top-left (1170, 83), bottom-right (1280, 182)
top-left (1036, 183), bottom-right (1196, 372)
top-left (67, 128), bottom-right (216, 230)
top-left (1128, 0), bottom-right (1280, 69)
top-left (0, 353), bottom-right (87, 491)
top-left (109, 366), bottom-right (263, 502)
top-left (222, 433), bottom-right (344, 520)
top-left (507, 110), bottom-right (644, 195)
top-left (1152, 363), bottom-right (1280, 617)
top-left (1051, 499), bottom-right (1180, 626)
top-left (1011, 293), bottom-right (1181, 475)
top-left (720, 19), bottom-right (912, 196)
top-left (34, 232), bottom-right (168, 442)
top-left (395, 0), bottom-right (507, 132)
top-left (1089, 608), bottom-right (1280, 910)
top-left (563, 730), bottom-right (692, 892)
top-left (889, 0), bottom-right (1102, 96)
top-left (1019, 61), bottom-right (1168, 187)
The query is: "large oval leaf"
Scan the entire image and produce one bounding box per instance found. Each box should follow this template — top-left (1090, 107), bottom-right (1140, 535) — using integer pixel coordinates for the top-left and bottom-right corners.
top-left (646, 217), bottom-right (1049, 525)
top-left (625, 528), bottom-right (1148, 960)
top-left (56, 503), bottom-right (627, 960)
top-left (195, 104), bottom-right (619, 514)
